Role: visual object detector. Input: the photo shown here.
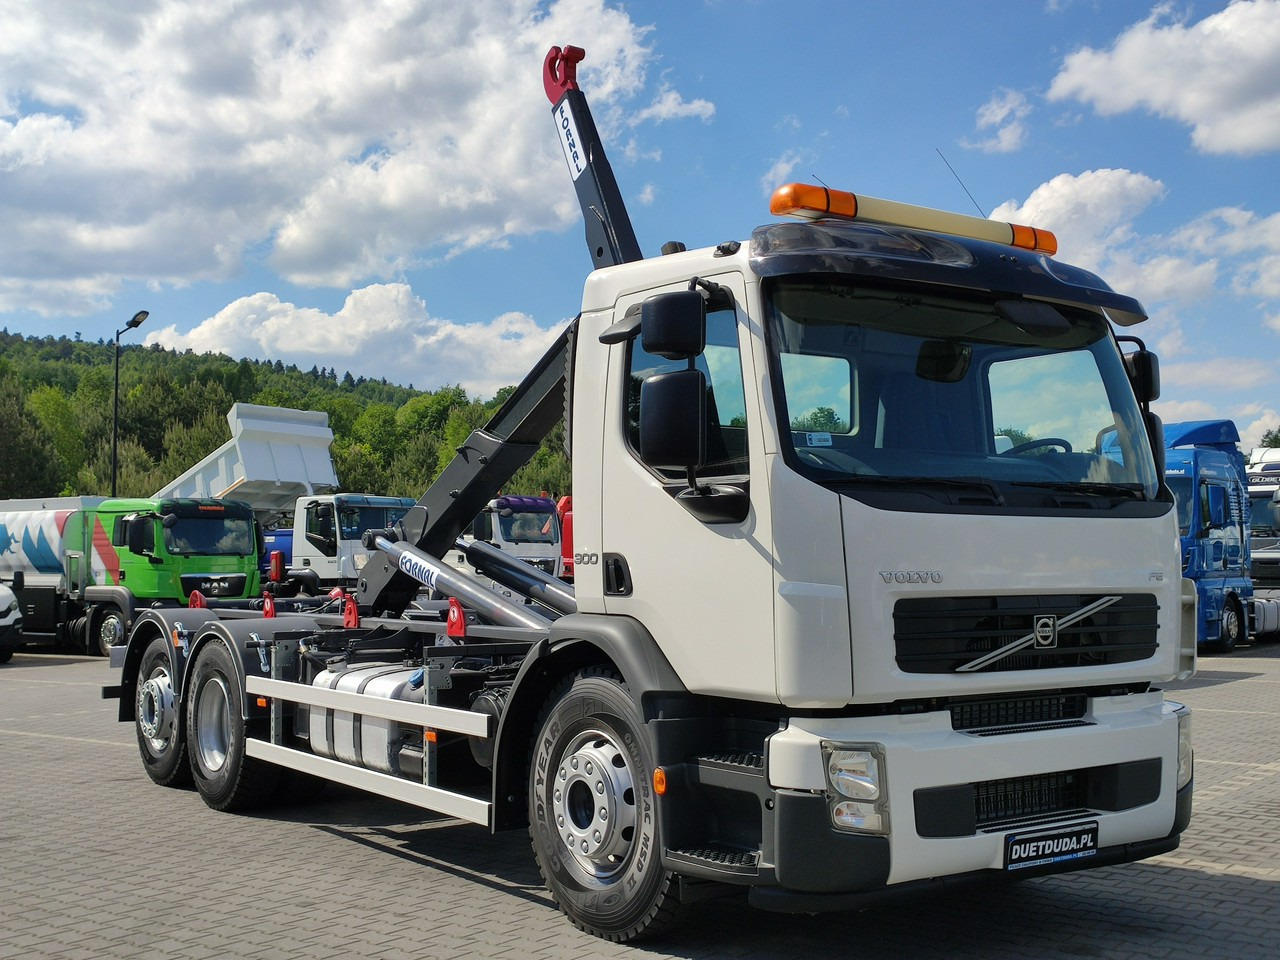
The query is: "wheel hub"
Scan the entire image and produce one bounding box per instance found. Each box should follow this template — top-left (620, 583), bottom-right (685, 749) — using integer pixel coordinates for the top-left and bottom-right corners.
top-left (100, 615), bottom-right (125, 648)
top-left (138, 673), bottom-right (176, 743)
top-left (552, 733), bottom-right (637, 874)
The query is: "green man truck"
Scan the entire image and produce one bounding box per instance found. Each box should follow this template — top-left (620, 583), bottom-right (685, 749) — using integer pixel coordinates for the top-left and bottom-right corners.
top-left (0, 497), bottom-right (259, 656)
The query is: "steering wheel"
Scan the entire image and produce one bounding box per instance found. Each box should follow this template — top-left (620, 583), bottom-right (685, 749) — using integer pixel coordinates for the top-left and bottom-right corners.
top-left (1002, 437), bottom-right (1072, 455)
top-left (798, 448), bottom-right (876, 474)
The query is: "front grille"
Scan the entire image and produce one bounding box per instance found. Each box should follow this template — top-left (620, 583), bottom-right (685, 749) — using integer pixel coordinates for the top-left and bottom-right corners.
top-left (976, 770), bottom-right (1085, 828)
top-left (914, 758), bottom-right (1163, 837)
top-left (1251, 557), bottom-right (1280, 589)
top-left (894, 594), bottom-right (1158, 673)
top-left (950, 693), bottom-right (1087, 732)
top-left (523, 557), bottom-right (556, 575)
top-left (179, 573), bottom-right (248, 598)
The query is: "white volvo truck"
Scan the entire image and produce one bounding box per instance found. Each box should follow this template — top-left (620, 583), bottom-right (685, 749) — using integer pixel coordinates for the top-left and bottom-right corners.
top-left (104, 44), bottom-right (1195, 943)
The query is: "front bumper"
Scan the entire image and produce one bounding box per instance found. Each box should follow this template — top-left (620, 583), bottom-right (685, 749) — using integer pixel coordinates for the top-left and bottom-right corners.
top-left (0, 620), bottom-right (22, 656)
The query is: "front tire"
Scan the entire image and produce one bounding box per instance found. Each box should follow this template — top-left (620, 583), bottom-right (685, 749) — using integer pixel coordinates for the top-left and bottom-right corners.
top-left (1212, 597), bottom-right (1243, 654)
top-left (135, 635), bottom-right (192, 787)
top-left (186, 639), bottom-right (278, 811)
top-left (528, 667), bottom-right (682, 942)
top-left (93, 605), bottom-right (126, 657)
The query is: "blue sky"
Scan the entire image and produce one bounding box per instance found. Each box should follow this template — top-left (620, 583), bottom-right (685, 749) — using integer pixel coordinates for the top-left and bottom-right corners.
top-left (2, 0), bottom-right (1278, 446)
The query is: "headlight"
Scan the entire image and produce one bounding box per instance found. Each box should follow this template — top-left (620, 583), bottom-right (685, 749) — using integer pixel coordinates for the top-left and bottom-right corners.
top-left (827, 749), bottom-right (880, 800)
top-left (1176, 705), bottom-right (1193, 789)
top-left (823, 743), bottom-right (888, 834)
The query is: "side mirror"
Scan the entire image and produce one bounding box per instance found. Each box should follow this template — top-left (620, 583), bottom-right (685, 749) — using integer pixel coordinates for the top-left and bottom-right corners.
top-left (10, 571), bottom-right (23, 592)
top-left (1143, 410), bottom-right (1165, 478)
top-left (1124, 349), bottom-right (1161, 404)
top-left (641, 290), bottom-right (706, 360)
top-left (126, 518), bottom-right (154, 555)
top-left (639, 369), bottom-right (706, 470)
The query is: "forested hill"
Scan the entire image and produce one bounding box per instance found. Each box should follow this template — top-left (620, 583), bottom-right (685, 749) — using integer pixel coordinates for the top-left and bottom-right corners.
top-left (0, 330), bottom-right (569, 501)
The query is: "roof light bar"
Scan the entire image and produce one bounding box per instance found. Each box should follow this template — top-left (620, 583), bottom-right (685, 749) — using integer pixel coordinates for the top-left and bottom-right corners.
top-left (770, 182), bottom-right (1058, 256)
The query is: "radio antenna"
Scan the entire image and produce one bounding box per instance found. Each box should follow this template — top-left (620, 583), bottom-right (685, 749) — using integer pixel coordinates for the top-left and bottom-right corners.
top-left (936, 148), bottom-right (986, 217)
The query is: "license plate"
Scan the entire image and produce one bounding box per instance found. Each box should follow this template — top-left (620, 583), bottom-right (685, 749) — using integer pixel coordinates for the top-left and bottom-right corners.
top-left (1004, 821), bottom-right (1099, 871)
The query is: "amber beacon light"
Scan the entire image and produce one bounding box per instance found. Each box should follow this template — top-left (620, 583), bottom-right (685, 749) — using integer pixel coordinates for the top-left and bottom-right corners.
top-left (769, 183), bottom-right (1058, 256)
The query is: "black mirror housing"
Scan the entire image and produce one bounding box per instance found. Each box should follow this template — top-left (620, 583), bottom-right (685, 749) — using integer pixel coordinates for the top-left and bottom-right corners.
top-left (641, 290), bottom-right (706, 360)
top-left (1125, 350), bottom-right (1161, 403)
top-left (639, 369), bottom-right (706, 470)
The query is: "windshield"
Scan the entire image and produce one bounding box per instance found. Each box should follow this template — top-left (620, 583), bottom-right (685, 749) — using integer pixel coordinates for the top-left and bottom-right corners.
top-left (764, 281), bottom-right (1159, 502)
top-left (165, 517), bottom-right (255, 556)
top-left (1251, 492), bottom-right (1280, 537)
top-left (498, 511), bottom-right (559, 544)
top-left (337, 505), bottom-right (412, 541)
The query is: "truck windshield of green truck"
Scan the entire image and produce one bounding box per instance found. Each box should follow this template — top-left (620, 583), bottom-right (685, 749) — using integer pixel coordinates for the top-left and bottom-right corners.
top-left (158, 506), bottom-right (255, 557)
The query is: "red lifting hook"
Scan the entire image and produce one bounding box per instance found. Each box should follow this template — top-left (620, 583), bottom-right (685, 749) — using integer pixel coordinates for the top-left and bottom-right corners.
top-left (543, 45), bottom-right (585, 104)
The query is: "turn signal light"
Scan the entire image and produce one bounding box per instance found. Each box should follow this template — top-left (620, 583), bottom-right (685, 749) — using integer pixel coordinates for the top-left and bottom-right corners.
top-left (770, 182), bottom-right (1057, 256)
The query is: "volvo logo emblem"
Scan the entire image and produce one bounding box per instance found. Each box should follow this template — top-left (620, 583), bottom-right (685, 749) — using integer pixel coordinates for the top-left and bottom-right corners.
top-left (1033, 615), bottom-right (1059, 648)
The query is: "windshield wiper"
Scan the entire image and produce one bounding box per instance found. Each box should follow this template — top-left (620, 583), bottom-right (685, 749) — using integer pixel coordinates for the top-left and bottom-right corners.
top-left (1010, 480), bottom-right (1145, 500)
top-left (839, 475), bottom-right (1006, 505)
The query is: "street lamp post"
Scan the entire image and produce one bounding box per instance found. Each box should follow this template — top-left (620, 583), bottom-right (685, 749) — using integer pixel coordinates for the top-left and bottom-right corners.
top-left (111, 310), bottom-right (149, 497)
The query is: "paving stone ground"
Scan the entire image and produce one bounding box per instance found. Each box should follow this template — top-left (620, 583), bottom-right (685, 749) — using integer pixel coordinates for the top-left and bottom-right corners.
top-left (1, 641), bottom-right (1277, 960)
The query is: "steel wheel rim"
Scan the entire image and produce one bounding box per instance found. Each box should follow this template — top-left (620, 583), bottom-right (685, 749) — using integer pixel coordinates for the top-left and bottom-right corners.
top-left (1224, 605), bottom-right (1240, 644)
top-left (99, 614), bottom-right (124, 654)
top-left (195, 675), bottom-right (232, 774)
top-left (137, 665), bottom-right (176, 752)
top-left (551, 727), bottom-right (638, 882)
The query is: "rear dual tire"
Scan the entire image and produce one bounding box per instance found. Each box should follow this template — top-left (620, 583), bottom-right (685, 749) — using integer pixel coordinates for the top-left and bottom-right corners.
top-left (186, 639), bottom-right (278, 810)
top-left (135, 635), bottom-right (192, 787)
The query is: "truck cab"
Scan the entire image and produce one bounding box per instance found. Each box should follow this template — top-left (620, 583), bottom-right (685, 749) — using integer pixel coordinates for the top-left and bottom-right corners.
top-left (1162, 421), bottom-right (1252, 652)
top-left (454, 496), bottom-right (564, 579)
top-left (290, 494), bottom-right (416, 588)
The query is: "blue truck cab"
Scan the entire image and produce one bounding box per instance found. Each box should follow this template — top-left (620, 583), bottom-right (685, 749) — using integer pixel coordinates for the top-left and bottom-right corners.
top-left (1163, 420), bottom-right (1252, 652)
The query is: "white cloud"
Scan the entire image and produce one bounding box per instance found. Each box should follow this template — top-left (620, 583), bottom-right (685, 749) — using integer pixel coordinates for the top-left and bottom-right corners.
top-left (760, 150), bottom-right (804, 196)
top-left (0, 0), bottom-right (706, 311)
top-left (1237, 408), bottom-right (1280, 449)
top-left (1161, 356), bottom-right (1273, 391)
top-left (631, 84), bottom-right (715, 125)
top-left (991, 168), bottom-right (1166, 273)
top-left (143, 283), bottom-right (563, 398)
top-left (1048, 0), bottom-right (1280, 155)
top-left (962, 89), bottom-right (1032, 154)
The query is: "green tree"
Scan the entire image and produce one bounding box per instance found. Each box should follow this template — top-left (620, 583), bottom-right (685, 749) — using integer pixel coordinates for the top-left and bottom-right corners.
top-left (791, 405), bottom-right (849, 433)
top-left (332, 440), bottom-right (389, 493)
top-left (26, 385), bottom-right (87, 480)
top-left (352, 403), bottom-right (402, 464)
top-left (0, 376), bottom-right (68, 496)
top-left (1262, 427), bottom-right (1280, 448)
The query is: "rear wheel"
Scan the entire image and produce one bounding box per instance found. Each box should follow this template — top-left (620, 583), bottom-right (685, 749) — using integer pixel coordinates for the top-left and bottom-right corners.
top-left (528, 667), bottom-right (682, 942)
top-left (92, 605), bottom-right (126, 657)
top-left (186, 639), bottom-right (278, 811)
top-left (135, 634), bottom-right (192, 787)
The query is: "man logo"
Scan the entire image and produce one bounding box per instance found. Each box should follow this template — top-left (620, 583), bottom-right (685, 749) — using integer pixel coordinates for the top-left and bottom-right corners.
top-left (1033, 615), bottom-right (1058, 648)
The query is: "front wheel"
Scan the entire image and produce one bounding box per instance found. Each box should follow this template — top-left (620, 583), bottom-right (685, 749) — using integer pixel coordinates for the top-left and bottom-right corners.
top-left (186, 639), bottom-right (278, 811)
top-left (528, 667), bottom-right (682, 942)
top-left (135, 634), bottom-right (192, 787)
top-left (92, 605), bottom-right (127, 657)
top-left (1212, 597), bottom-right (1243, 654)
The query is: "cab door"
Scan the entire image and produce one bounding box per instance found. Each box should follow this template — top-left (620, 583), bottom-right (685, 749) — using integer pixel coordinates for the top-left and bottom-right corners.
top-left (596, 275), bottom-right (777, 702)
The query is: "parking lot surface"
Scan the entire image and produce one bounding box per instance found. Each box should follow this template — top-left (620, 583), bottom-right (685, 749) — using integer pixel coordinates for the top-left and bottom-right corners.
top-left (1, 643), bottom-right (1278, 960)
